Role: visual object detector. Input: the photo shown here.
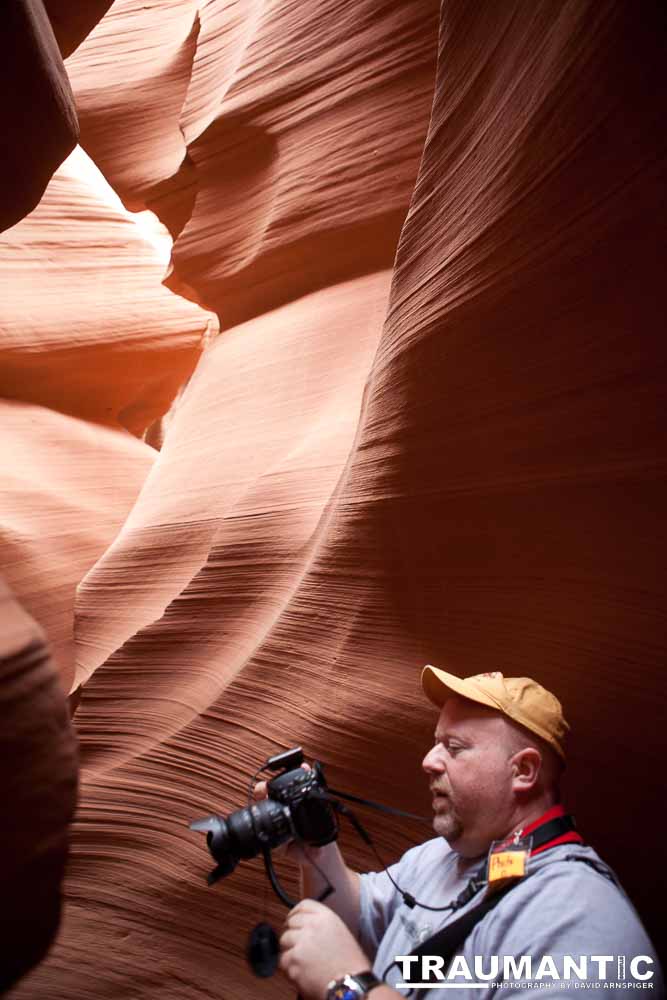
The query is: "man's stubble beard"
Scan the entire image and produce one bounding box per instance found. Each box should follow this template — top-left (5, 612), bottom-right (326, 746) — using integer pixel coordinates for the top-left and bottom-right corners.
top-left (433, 800), bottom-right (464, 845)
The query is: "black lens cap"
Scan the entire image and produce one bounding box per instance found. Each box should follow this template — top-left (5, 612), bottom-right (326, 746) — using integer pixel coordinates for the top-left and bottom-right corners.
top-left (247, 922), bottom-right (279, 977)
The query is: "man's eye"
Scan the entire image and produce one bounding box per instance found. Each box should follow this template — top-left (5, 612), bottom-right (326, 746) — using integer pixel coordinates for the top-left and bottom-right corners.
top-left (432, 739), bottom-right (463, 755)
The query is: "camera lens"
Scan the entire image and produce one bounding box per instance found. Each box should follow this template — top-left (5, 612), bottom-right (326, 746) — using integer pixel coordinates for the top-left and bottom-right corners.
top-left (190, 758), bottom-right (337, 887)
top-left (188, 815), bottom-right (238, 879)
top-left (228, 799), bottom-right (293, 858)
top-left (191, 799), bottom-right (294, 881)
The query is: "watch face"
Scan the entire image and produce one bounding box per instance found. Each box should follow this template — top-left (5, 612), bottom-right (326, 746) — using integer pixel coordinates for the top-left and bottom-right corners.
top-left (329, 986), bottom-right (360, 1000)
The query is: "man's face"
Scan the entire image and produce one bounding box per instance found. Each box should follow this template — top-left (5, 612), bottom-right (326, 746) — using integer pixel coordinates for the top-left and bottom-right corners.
top-left (421, 696), bottom-right (518, 858)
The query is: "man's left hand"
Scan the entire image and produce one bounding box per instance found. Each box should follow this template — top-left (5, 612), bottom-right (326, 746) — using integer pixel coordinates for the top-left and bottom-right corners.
top-left (279, 898), bottom-right (371, 1000)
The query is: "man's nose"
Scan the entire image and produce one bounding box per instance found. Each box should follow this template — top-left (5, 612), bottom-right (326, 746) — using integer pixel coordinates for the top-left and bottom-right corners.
top-left (422, 745), bottom-right (445, 774)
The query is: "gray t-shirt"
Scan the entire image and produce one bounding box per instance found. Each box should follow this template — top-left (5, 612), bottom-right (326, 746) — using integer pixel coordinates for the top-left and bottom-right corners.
top-left (358, 837), bottom-right (664, 998)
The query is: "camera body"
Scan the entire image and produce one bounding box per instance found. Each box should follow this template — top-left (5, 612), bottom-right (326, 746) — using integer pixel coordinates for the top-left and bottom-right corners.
top-left (190, 750), bottom-right (338, 884)
top-left (267, 762), bottom-right (338, 847)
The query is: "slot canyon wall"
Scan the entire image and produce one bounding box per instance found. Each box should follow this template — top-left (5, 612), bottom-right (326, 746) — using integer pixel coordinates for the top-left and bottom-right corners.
top-left (1, 0), bottom-right (666, 995)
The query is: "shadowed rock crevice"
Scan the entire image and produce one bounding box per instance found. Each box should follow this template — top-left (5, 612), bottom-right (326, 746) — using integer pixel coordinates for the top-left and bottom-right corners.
top-left (43, 0), bottom-right (115, 59)
top-left (0, 0), bottom-right (78, 233)
top-left (0, 581), bottom-right (78, 993)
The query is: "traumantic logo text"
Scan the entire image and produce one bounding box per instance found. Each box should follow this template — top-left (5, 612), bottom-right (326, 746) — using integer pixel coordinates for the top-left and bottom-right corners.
top-left (394, 954), bottom-right (655, 990)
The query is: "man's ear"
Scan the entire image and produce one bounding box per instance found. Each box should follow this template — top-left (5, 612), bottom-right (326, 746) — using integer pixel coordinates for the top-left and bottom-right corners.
top-left (510, 747), bottom-right (542, 792)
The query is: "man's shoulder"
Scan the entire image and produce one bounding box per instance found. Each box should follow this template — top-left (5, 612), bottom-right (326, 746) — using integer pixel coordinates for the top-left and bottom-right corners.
top-left (502, 843), bottom-right (631, 911)
top-left (523, 843), bottom-right (624, 897)
top-left (396, 835), bottom-right (473, 879)
top-left (473, 843), bottom-right (657, 956)
top-left (399, 836), bottom-right (454, 866)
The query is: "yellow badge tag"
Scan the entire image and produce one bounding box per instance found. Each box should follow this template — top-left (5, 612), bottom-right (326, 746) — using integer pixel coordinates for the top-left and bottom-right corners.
top-left (488, 849), bottom-right (527, 884)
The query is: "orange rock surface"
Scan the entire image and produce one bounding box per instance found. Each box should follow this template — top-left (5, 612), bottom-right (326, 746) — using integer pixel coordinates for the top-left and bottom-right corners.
top-left (0, 149), bottom-right (217, 436)
top-left (3, 0), bottom-right (667, 994)
top-left (0, 401), bottom-right (155, 694)
top-left (65, 0), bottom-right (440, 324)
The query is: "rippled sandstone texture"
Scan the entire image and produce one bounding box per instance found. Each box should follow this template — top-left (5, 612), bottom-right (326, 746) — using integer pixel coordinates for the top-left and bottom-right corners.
top-left (3, 0), bottom-right (439, 991)
top-left (1, 0), bottom-right (216, 988)
top-left (64, 0), bottom-right (440, 327)
top-left (4, 0), bottom-right (667, 994)
top-left (0, 402), bottom-right (155, 694)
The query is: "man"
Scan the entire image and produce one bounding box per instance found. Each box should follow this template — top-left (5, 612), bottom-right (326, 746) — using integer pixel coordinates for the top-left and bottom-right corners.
top-left (273, 667), bottom-right (663, 999)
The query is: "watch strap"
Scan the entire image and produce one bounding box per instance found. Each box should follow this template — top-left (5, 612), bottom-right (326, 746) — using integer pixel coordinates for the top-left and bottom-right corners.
top-left (352, 971), bottom-right (381, 994)
top-left (326, 970), bottom-right (382, 999)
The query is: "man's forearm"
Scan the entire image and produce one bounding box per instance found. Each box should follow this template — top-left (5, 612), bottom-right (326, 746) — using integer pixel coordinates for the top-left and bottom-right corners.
top-left (299, 842), bottom-right (361, 937)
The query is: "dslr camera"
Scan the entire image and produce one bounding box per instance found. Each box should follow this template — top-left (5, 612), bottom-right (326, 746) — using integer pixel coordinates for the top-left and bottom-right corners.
top-left (190, 747), bottom-right (338, 885)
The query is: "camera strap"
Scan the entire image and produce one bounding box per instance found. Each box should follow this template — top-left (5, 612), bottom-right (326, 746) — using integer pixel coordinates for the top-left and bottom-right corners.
top-left (325, 786), bottom-right (430, 825)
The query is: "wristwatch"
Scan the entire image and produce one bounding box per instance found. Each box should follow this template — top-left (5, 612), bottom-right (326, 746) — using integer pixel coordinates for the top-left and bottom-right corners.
top-left (325, 971), bottom-right (382, 1000)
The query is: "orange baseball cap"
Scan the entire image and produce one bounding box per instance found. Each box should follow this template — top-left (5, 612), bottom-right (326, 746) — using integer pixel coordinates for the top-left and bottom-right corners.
top-left (421, 665), bottom-right (569, 759)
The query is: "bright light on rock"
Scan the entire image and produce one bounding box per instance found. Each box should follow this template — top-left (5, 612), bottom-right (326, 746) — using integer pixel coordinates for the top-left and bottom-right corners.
top-left (64, 145), bottom-right (172, 269)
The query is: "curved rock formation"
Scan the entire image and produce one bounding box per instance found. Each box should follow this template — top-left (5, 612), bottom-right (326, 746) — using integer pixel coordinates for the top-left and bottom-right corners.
top-left (0, 578), bottom-right (77, 993)
top-left (0, 149), bottom-right (217, 436)
top-left (65, 0), bottom-right (440, 323)
top-left (73, 271), bottom-right (393, 721)
top-left (0, 400), bottom-right (155, 694)
top-left (64, 0), bottom-right (200, 216)
top-left (0, 0), bottom-right (78, 233)
top-left (335, 0), bottom-right (667, 944)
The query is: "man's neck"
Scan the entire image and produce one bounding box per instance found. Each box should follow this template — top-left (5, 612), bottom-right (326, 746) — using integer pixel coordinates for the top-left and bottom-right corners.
top-left (453, 796), bottom-right (562, 859)
top-left (506, 796), bottom-right (561, 841)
